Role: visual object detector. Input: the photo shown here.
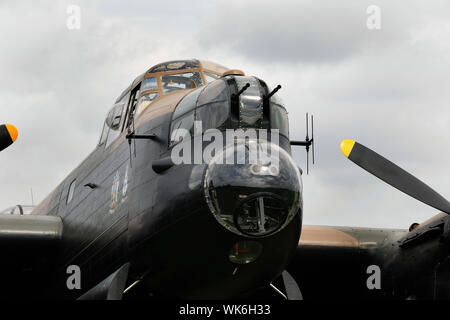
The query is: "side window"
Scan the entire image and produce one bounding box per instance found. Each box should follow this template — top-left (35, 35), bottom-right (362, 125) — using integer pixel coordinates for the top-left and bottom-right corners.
top-left (98, 119), bottom-right (109, 146)
top-left (105, 103), bottom-right (125, 148)
top-left (67, 179), bottom-right (76, 204)
top-left (98, 92), bottom-right (129, 147)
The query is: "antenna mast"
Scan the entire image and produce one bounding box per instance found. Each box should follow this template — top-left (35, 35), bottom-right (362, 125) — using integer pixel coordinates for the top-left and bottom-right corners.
top-left (290, 113), bottom-right (316, 174)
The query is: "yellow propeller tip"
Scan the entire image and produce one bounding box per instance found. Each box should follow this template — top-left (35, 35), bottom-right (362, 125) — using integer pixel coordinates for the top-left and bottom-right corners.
top-left (341, 140), bottom-right (355, 158)
top-left (5, 124), bottom-right (18, 142)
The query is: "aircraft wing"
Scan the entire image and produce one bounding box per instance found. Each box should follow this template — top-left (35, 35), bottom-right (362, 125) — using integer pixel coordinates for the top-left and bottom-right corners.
top-left (288, 224), bottom-right (408, 299)
top-left (0, 214), bottom-right (63, 298)
top-left (0, 214), bottom-right (62, 245)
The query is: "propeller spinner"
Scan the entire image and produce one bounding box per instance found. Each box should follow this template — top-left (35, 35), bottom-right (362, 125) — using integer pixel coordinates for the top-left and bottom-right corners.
top-left (0, 124), bottom-right (18, 152)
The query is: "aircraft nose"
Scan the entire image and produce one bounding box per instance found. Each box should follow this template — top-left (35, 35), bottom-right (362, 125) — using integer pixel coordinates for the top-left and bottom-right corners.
top-left (204, 139), bottom-right (302, 237)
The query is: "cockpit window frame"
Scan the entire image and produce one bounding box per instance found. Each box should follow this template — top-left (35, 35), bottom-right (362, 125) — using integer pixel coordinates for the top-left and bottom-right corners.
top-left (121, 83), bottom-right (142, 133)
top-left (161, 71), bottom-right (203, 94)
top-left (142, 68), bottom-right (205, 96)
top-left (111, 61), bottom-right (226, 128)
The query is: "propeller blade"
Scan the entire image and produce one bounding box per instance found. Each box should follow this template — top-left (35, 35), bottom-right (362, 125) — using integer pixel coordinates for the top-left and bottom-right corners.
top-left (0, 124), bottom-right (18, 152)
top-left (341, 140), bottom-right (450, 214)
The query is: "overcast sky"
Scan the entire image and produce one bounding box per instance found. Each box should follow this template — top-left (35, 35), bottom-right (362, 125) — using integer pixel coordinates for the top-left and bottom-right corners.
top-left (0, 0), bottom-right (449, 228)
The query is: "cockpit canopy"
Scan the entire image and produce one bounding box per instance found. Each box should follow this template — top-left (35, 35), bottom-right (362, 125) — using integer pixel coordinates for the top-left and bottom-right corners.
top-left (98, 60), bottom-right (288, 151)
top-left (135, 59), bottom-right (226, 115)
top-left (98, 59), bottom-right (234, 148)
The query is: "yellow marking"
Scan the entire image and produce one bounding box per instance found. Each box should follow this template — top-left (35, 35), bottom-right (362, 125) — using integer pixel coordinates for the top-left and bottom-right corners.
top-left (340, 140), bottom-right (355, 158)
top-left (5, 124), bottom-right (18, 142)
top-left (232, 267), bottom-right (238, 276)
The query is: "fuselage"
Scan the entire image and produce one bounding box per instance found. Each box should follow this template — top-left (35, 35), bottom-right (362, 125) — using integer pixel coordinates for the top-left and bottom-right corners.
top-left (29, 60), bottom-right (303, 299)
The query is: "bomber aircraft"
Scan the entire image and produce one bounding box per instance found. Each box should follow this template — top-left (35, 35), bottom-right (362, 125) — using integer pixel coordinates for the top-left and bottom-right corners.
top-left (1, 59), bottom-right (449, 300)
top-left (1, 60), bottom-right (305, 300)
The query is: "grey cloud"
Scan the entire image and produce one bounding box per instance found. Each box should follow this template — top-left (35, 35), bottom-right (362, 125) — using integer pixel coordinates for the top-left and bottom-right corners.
top-left (199, 0), bottom-right (450, 66)
top-left (0, 0), bottom-right (449, 231)
top-left (198, 0), bottom-right (411, 64)
top-left (0, 0), bottom-right (200, 207)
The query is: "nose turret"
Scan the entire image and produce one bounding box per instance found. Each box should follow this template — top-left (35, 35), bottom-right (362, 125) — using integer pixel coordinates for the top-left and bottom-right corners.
top-left (204, 138), bottom-right (302, 237)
